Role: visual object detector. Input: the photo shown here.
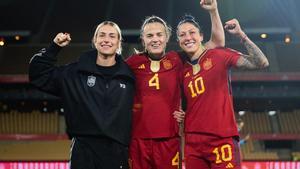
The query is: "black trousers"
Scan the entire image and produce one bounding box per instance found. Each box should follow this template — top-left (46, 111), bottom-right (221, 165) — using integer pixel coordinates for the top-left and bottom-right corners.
top-left (70, 137), bottom-right (129, 169)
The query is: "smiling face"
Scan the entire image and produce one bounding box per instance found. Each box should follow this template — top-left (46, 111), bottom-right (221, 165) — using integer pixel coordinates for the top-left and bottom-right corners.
top-left (93, 24), bottom-right (121, 57)
top-left (177, 22), bottom-right (204, 57)
top-left (141, 22), bottom-right (168, 59)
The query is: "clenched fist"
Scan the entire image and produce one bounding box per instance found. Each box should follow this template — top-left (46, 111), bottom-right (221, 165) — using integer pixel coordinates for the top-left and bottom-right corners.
top-left (225, 19), bottom-right (246, 39)
top-left (200, 0), bottom-right (217, 12)
top-left (53, 32), bottom-right (71, 47)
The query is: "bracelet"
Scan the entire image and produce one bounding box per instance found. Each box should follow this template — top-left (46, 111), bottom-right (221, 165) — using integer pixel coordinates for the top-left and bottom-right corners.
top-left (240, 34), bottom-right (248, 43)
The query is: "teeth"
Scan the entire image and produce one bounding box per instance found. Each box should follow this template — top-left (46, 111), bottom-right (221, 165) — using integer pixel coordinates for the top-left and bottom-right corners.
top-left (101, 45), bottom-right (111, 47)
top-left (185, 42), bottom-right (194, 47)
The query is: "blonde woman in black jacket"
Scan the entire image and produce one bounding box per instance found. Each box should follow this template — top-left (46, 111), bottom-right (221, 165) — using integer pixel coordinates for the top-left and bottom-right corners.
top-left (29, 21), bottom-right (135, 169)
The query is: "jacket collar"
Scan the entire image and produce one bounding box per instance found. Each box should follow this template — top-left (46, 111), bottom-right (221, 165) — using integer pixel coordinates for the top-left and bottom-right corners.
top-left (78, 50), bottom-right (135, 80)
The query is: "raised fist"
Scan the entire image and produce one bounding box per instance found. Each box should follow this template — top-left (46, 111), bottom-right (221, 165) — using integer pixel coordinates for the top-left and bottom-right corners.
top-left (53, 32), bottom-right (71, 47)
top-left (224, 19), bottom-right (245, 38)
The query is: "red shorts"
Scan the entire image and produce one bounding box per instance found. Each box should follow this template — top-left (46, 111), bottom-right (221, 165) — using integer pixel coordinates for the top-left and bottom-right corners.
top-left (185, 133), bottom-right (241, 169)
top-left (129, 137), bottom-right (180, 169)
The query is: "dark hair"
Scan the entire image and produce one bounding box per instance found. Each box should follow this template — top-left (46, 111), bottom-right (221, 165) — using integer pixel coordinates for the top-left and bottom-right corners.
top-left (176, 15), bottom-right (202, 37)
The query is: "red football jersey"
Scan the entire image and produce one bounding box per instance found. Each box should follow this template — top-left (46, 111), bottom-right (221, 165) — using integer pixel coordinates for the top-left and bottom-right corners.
top-left (183, 48), bottom-right (241, 137)
top-left (126, 51), bottom-right (183, 138)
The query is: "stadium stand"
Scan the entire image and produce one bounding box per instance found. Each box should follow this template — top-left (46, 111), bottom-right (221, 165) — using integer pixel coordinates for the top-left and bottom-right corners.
top-left (0, 140), bottom-right (70, 161)
top-left (278, 110), bottom-right (300, 134)
top-left (0, 111), bottom-right (63, 134)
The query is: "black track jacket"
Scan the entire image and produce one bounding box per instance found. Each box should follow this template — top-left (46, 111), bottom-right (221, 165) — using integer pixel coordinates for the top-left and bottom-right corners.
top-left (29, 43), bottom-right (135, 146)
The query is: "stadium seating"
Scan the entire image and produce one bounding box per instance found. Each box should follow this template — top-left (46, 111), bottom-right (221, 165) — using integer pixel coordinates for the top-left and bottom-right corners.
top-left (278, 110), bottom-right (300, 134)
top-left (0, 140), bottom-right (70, 161)
top-left (0, 111), bottom-right (63, 134)
top-left (240, 112), bottom-right (272, 134)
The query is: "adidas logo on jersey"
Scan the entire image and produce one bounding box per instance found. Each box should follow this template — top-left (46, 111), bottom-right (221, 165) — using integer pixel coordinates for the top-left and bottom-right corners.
top-left (138, 64), bottom-right (145, 69)
top-left (225, 162), bottom-right (234, 168)
top-left (185, 72), bottom-right (190, 78)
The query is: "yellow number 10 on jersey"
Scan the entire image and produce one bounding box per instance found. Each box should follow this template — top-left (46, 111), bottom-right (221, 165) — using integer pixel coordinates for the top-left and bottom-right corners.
top-left (188, 77), bottom-right (205, 98)
top-left (213, 144), bottom-right (233, 164)
top-left (149, 73), bottom-right (160, 90)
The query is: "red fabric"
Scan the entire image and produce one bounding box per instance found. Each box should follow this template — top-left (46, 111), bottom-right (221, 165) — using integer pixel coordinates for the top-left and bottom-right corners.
top-left (183, 48), bottom-right (241, 138)
top-left (129, 137), bottom-right (179, 169)
top-left (185, 133), bottom-right (241, 169)
top-left (126, 51), bottom-right (183, 138)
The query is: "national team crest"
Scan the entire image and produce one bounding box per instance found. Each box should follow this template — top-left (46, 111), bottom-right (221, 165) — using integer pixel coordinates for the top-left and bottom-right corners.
top-left (192, 64), bottom-right (201, 75)
top-left (87, 75), bottom-right (96, 87)
top-left (163, 59), bottom-right (172, 70)
top-left (150, 60), bottom-right (160, 72)
top-left (203, 58), bottom-right (213, 70)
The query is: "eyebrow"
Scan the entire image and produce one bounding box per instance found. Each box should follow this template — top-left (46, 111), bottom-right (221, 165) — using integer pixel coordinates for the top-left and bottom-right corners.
top-left (98, 32), bottom-right (117, 35)
top-left (146, 31), bottom-right (164, 35)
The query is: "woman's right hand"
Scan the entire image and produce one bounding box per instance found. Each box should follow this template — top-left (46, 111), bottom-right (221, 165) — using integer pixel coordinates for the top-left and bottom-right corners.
top-left (53, 32), bottom-right (71, 47)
